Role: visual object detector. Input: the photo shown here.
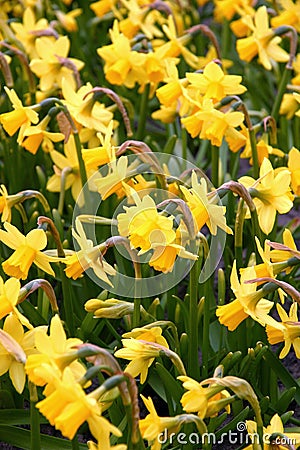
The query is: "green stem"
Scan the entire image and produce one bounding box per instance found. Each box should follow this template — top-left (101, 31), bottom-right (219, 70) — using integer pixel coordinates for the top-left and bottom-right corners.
top-left (249, 128), bottom-right (259, 179)
top-left (202, 283), bottom-right (210, 379)
top-left (133, 263), bottom-right (142, 328)
top-left (211, 145), bottom-right (219, 187)
top-left (73, 131), bottom-right (91, 211)
top-left (29, 382), bottom-right (41, 450)
top-left (182, 126), bottom-right (187, 162)
top-left (132, 298), bottom-right (141, 328)
top-left (271, 65), bottom-right (292, 122)
top-left (58, 167), bottom-right (73, 216)
top-left (136, 84), bottom-right (150, 140)
top-left (188, 260), bottom-right (199, 379)
top-left (60, 266), bottom-right (75, 336)
top-left (234, 199), bottom-right (247, 269)
top-left (71, 437), bottom-right (80, 450)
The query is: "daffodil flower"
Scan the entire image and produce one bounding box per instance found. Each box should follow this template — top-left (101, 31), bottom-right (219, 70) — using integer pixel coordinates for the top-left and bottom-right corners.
top-left (47, 134), bottom-right (83, 202)
top-left (181, 98), bottom-right (245, 147)
top-left (0, 222), bottom-right (58, 280)
top-left (236, 6), bottom-right (289, 70)
top-left (178, 375), bottom-right (228, 419)
top-left (0, 87), bottom-right (39, 143)
top-left (245, 414), bottom-right (300, 449)
top-left (62, 218), bottom-right (116, 286)
top-left (55, 8), bottom-right (82, 33)
top-left (271, 0), bottom-right (300, 32)
top-left (20, 115), bottom-right (65, 155)
top-left (239, 158), bottom-right (294, 235)
top-left (10, 7), bottom-right (51, 58)
top-left (0, 314), bottom-right (43, 393)
top-left (186, 61), bottom-right (246, 102)
top-left (122, 326), bottom-right (169, 347)
top-left (180, 171), bottom-right (232, 235)
top-left (114, 339), bottom-right (165, 384)
top-left (94, 155), bottom-right (128, 200)
top-left (0, 185), bottom-right (22, 223)
top-left (265, 303), bottom-right (300, 359)
top-left (25, 314), bottom-right (85, 387)
top-left (36, 366), bottom-right (118, 441)
top-left (216, 261), bottom-right (274, 331)
top-left (117, 192), bottom-right (176, 252)
top-left (82, 121), bottom-right (115, 172)
top-left (30, 35), bottom-right (84, 91)
top-left (269, 228), bottom-right (300, 266)
top-left (97, 20), bottom-right (146, 88)
top-left (139, 395), bottom-right (182, 450)
top-left (61, 78), bottom-right (113, 133)
top-left (288, 146), bottom-right (300, 196)
top-left (242, 237), bottom-right (286, 302)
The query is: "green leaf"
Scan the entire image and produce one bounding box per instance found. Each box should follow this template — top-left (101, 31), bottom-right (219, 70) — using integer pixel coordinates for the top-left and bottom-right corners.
top-left (262, 349), bottom-right (300, 404)
top-left (275, 387), bottom-right (296, 415)
top-left (0, 409), bottom-right (47, 425)
top-left (0, 425), bottom-right (87, 449)
top-left (155, 362), bottom-right (184, 405)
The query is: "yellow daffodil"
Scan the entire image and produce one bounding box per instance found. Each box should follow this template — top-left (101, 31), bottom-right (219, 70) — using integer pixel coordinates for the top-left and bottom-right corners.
top-left (241, 237), bottom-right (286, 302)
top-left (155, 60), bottom-right (185, 107)
top-left (0, 222), bottom-right (57, 280)
top-left (271, 0), bottom-right (300, 32)
top-left (186, 61), bottom-right (246, 102)
top-left (216, 261), bottom-right (274, 331)
top-left (20, 115), bottom-right (65, 155)
top-left (117, 192), bottom-right (176, 252)
top-left (122, 326), bottom-right (169, 347)
top-left (269, 228), bottom-right (300, 264)
top-left (0, 276), bottom-right (20, 320)
top-left (90, 0), bottom-right (118, 18)
top-left (245, 414), bottom-right (300, 449)
top-left (82, 121), bottom-right (115, 172)
top-left (182, 98), bottom-right (244, 147)
top-left (265, 303), bottom-right (300, 359)
top-left (30, 36), bottom-right (84, 91)
top-left (288, 146), bottom-right (300, 196)
top-left (214, 0), bottom-right (253, 22)
top-left (178, 375), bottom-right (227, 419)
top-left (25, 314), bottom-right (85, 386)
top-left (10, 7), bottom-right (50, 58)
top-left (0, 87), bottom-right (39, 143)
top-left (61, 78), bottom-right (114, 133)
top-left (46, 134), bottom-right (83, 202)
top-left (62, 218), bottom-right (116, 286)
top-left (114, 339), bottom-right (165, 383)
top-left (139, 395), bottom-right (181, 450)
top-left (148, 240), bottom-right (198, 273)
top-left (0, 185), bottom-right (23, 223)
top-left (94, 155), bottom-right (128, 200)
top-left (97, 20), bottom-right (146, 88)
top-left (154, 16), bottom-right (200, 70)
top-left (36, 366), bottom-right (115, 441)
top-left (119, 0), bottom-right (163, 40)
top-left (0, 314), bottom-right (41, 393)
top-left (280, 93), bottom-right (299, 119)
top-left (236, 6), bottom-right (289, 70)
top-left (55, 8), bottom-right (82, 32)
top-left (180, 171), bottom-right (232, 235)
top-left (241, 138), bottom-right (285, 165)
top-left (239, 158), bottom-right (294, 235)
